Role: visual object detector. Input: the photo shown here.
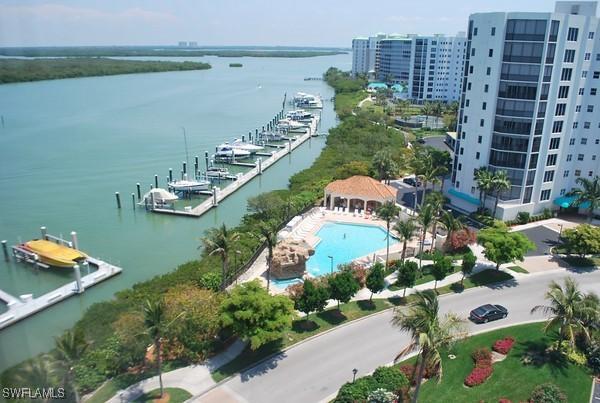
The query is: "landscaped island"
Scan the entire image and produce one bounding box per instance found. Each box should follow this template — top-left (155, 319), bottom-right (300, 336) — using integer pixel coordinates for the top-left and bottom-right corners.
top-left (0, 58), bottom-right (211, 84)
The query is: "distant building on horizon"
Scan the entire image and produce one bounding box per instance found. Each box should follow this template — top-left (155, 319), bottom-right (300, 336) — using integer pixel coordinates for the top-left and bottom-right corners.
top-left (448, 1), bottom-right (600, 220)
top-left (178, 41), bottom-right (188, 47)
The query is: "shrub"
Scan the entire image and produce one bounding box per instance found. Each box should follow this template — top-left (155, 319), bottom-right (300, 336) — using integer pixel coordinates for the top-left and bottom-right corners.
top-left (492, 337), bottom-right (515, 355)
top-left (498, 399), bottom-right (512, 403)
top-left (464, 365), bottom-right (493, 386)
top-left (335, 376), bottom-right (378, 402)
top-left (472, 347), bottom-right (493, 366)
top-left (366, 388), bottom-right (396, 403)
top-left (372, 366), bottom-right (409, 392)
top-left (529, 383), bottom-right (567, 403)
top-left (587, 341), bottom-right (600, 375)
top-left (399, 364), bottom-right (416, 385)
top-left (516, 212), bottom-right (530, 225)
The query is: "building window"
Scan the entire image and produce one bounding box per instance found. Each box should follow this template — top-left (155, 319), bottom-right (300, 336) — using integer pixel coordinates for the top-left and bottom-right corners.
top-left (469, 65), bottom-right (474, 74)
top-left (564, 170), bottom-right (569, 177)
top-left (549, 138), bottom-right (560, 149)
top-left (540, 190), bottom-right (551, 201)
top-left (567, 154), bottom-right (573, 161)
top-left (560, 189), bottom-right (566, 195)
top-left (471, 48), bottom-right (475, 56)
top-left (480, 119), bottom-right (484, 127)
top-left (458, 163), bottom-right (462, 170)
top-left (579, 88), bottom-right (585, 95)
top-left (476, 152), bottom-right (480, 160)
top-left (482, 102), bottom-right (487, 110)
top-left (582, 138), bottom-right (588, 144)
top-left (543, 171), bottom-right (555, 182)
top-left (593, 155), bottom-right (597, 160)
top-left (594, 71), bottom-right (600, 79)
top-left (561, 68), bottom-right (572, 80)
top-left (488, 49), bottom-right (493, 57)
top-left (466, 99), bottom-right (470, 107)
top-left (467, 82), bottom-right (472, 90)
top-left (570, 138), bottom-right (576, 145)
top-left (575, 169), bottom-right (581, 176)
top-left (578, 154), bottom-right (584, 161)
top-left (491, 27), bottom-right (496, 36)
top-left (478, 135), bottom-right (482, 144)
top-left (592, 88), bottom-right (597, 95)
top-left (590, 171), bottom-right (594, 177)
top-left (486, 67), bottom-right (491, 75)
top-left (565, 49), bottom-right (576, 63)
top-left (547, 154), bottom-right (557, 166)
top-left (583, 71), bottom-right (588, 78)
top-left (585, 53), bottom-right (591, 61)
top-left (552, 121), bottom-right (563, 133)
top-left (576, 105), bottom-right (582, 112)
top-left (555, 103), bottom-right (566, 116)
top-left (464, 115), bottom-right (468, 123)
top-left (589, 31), bottom-right (595, 39)
top-left (573, 122), bottom-right (579, 128)
top-left (588, 105), bottom-right (594, 112)
top-left (567, 27), bottom-right (579, 41)
top-left (558, 86), bottom-right (569, 98)
top-left (460, 148), bottom-right (464, 155)
top-left (473, 27), bottom-right (478, 36)
top-left (484, 84), bottom-right (489, 93)
top-left (584, 122), bottom-right (591, 129)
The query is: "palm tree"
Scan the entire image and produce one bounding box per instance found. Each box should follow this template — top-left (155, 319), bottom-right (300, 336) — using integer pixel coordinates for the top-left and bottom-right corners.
top-left (421, 102), bottom-right (433, 127)
top-left (531, 278), bottom-right (599, 351)
top-left (572, 176), bottom-right (600, 222)
top-left (424, 192), bottom-right (444, 253)
top-left (491, 171), bottom-right (511, 218)
top-left (394, 219), bottom-right (418, 263)
top-left (392, 290), bottom-right (465, 403)
top-left (372, 150), bottom-right (398, 184)
top-left (200, 224), bottom-right (240, 290)
top-left (474, 168), bottom-right (494, 211)
top-left (377, 201), bottom-right (401, 269)
top-left (54, 329), bottom-right (89, 403)
top-left (417, 203), bottom-right (435, 269)
top-left (12, 357), bottom-right (56, 403)
top-left (438, 211), bottom-right (464, 250)
top-left (256, 220), bottom-right (279, 292)
top-left (143, 299), bottom-right (167, 398)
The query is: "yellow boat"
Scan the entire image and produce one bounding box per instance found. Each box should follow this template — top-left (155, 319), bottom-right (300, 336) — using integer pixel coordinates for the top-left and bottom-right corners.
top-left (22, 239), bottom-right (87, 268)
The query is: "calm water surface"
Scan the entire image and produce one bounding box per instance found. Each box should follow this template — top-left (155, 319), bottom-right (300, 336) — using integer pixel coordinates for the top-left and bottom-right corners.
top-left (0, 54), bottom-right (350, 371)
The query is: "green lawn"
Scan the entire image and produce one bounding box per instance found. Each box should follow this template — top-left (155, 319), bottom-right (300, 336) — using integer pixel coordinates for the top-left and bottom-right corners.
top-left (335, 90), bottom-right (368, 116)
top-left (414, 323), bottom-right (592, 402)
top-left (436, 269), bottom-right (514, 295)
top-left (389, 265), bottom-right (462, 291)
top-left (133, 387), bottom-right (191, 403)
top-left (507, 265), bottom-right (529, 274)
top-left (561, 255), bottom-right (600, 268)
top-left (212, 297), bottom-right (403, 382)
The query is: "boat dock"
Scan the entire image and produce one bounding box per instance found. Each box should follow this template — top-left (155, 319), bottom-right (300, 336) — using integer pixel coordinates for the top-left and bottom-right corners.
top-left (0, 230), bottom-right (123, 330)
top-left (152, 115), bottom-right (319, 218)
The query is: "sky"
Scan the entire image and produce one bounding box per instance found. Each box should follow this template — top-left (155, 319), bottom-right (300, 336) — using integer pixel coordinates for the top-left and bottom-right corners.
top-left (0, 0), bottom-right (576, 47)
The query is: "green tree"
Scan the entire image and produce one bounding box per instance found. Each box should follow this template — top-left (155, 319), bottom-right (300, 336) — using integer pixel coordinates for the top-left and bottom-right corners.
top-left (430, 255), bottom-right (452, 290)
top-left (439, 211), bottom-right (464, 250)
top-left (143, 299), bottom-right (167, 398)
top-left (335, 161), bottom-right (370, 179)
top-left (220, 280), bottom-right (294, 349)
top-left (572, 176), bottom-right (600, 222)
top-left (328, 270), bottom-right (360, 310)
top-left (53, 329), bottom-right (89, 403)
top-left (376, 201), bottom-right (400, 268)
top-left (474, 168), bottom-right (494, 211)
top-left (477, 222), bottom-right (534, 269)
top-left (200, 224), bottom-right (240, 290)
top-left (255, 220), bottom-right (280, 292)
top-left (294, 279), bottom-right (329, 320)
top-left (366, 262), bottom-right (386, 301)
top-left (460, 250), bottom-right (477, 285)
top-left (417, 203), bottom-right (435, 269)
top-left (396, 261), bottom-right (418, 297)
top-left (246, 192), bottom-right (284, 218)
top-left (424, 192), bottom-right (445, 253)
top-left (491, 170), bottom-right (511, 218)
top-left (561, 224), bottom-right (600, 256)
top-left (392, 291), bottom-right (465, 403)
top-left (372, 150), bottom-right (398, 184)
top-left (393, 219), bottom-right (418, 263)
top-left (10, 357), bottom-right (57, 402)
top-left (531, 278), bottom-right (600, 351)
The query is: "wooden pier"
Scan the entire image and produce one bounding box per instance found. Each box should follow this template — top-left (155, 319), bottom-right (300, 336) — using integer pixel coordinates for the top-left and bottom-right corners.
top-left (152, 115), bottom-right (319, 218)
top-left (0, 231), bottom-right (123, 330)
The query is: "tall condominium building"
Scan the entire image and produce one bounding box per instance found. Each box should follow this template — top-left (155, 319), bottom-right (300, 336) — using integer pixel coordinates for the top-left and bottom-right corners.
top-left (352, 33), bottom-right (388, 76)
top-left (373, 34), bottom-right (467, 102)
top-left (448, 1), bottom-right (600, 220)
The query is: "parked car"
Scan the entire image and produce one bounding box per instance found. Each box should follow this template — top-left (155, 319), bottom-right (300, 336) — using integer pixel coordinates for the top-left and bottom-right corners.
top-left (402, 177), bottom-right (422, 187)
top-left (469, 304), bottom-right (508, 323)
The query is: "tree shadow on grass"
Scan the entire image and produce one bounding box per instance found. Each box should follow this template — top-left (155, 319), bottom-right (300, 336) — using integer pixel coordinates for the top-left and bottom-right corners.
top-left (555, 254), bottom-right (599, 273)
top-left (387, 296), bottom-right (404, 306)
top-left (291, 319), bottom-right (319, 333)
top-left (357, 300), bottom-right (377, 311)
top-left (316, 309), bottom-right (347, 325)
top-left (518, 339), bottom-right (569, 377)
top-left (234, 340), bottom-right (287, 382)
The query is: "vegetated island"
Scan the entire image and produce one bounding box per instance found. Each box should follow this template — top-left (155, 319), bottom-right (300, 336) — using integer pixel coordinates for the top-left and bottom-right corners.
top-left (0, 47), bottom-right (348, 58)
top-left (0, 58), bottom-right (211, 84)
top-left (229, 63), bottom-right (243, 67)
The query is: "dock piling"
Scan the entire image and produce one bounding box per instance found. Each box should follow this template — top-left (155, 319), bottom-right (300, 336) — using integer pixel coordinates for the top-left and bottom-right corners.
top-left (288, 138), bottom-right (292, 154)
top-left (73, 264), bottom-right (84, 293)
top-left (2, 240), bottom-right (8, 261)
top-left (70, 231), bottom-right (79, 250)
top-left (136, 183), bottom-right (141, 200)
top-left (204, 151), bottom-right (209, 170)
top-left (212, 187), bottom-right (218, 206)
top-left (258, 158), bottom-right (262, 175)
top-left (169, 168), bottom-right (173, 182)
top-left (131, 193), bottom-right (136, 209)
top-left (41, 226), bottom-right (48, 240)
top-left (154, 175), bottom-right (159, 189)
top-left (115, 192), bottom-right (121, 209)
top-left (183, 161), bottom-right (187, 175)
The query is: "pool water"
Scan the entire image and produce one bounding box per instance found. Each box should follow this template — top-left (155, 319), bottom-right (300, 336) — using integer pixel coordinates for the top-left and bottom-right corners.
top-left (273, 222), bottom-right (396, 288)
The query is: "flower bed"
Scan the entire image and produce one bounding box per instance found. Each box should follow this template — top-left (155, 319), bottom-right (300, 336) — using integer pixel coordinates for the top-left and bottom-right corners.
top-left (493, 337), bottom-right (515, 355)
top-left (464, 348), bottom-right (493, 387)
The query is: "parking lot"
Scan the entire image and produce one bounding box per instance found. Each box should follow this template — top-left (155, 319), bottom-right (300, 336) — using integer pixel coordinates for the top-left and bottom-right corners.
top-left (516, 225), bottom-right (560, 256)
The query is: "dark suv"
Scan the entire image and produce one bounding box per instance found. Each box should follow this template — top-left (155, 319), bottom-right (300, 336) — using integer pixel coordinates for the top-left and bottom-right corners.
top-left (469, 304), bottom-right (508, 323)
top-left (402, 177), bottom-right (422, 187)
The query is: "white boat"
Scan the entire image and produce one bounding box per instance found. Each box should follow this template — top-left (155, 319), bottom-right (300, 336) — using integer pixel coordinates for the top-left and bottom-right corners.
top-left (277, 119), bottom-right (307, 132)
top-left (168, 176), bottom-right (211, 192)
top-left (205, 166), bottom-right (230, 178)
top-left (214, 145), bottom-right (252, 159)
top-left (293, 92), bottom-right (323, 109)
top-left (139, 188), bottom-right (179, 207)
top-left (231, 138), bottom-right (264, 152)
top-left (286, 109), bottom-right (313, 122)
top-left (260, 131), bottom-right (285, 141)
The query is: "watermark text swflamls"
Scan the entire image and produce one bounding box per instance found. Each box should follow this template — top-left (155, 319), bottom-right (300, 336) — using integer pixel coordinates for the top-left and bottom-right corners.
top-left (2, 387), bottom-right (66, 400)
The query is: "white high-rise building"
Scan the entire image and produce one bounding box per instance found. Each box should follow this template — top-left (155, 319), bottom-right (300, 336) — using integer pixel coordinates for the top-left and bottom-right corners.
top-left (448, 1), bottom-right (600, 220)
top-left (352, 33), bottom-right (388, 76)
top-left (374, 33), bottom-right (467, 102)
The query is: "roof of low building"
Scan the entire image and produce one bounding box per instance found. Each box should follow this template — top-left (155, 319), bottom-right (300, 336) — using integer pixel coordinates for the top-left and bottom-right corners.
top-left (325, 175), bottom-right (397, 200)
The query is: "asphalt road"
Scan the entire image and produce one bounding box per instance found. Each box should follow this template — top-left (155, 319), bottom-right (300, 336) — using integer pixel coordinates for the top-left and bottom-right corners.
top-left (198, 269), bottom-right (600, 403)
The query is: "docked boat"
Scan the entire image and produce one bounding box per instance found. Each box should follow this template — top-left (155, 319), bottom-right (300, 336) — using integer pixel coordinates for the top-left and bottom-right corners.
top-left (140, 188), bottom-right (179, 207)
top-left (293, 92), bottom-right (323, 109)
top-left (277, 119), bottom-right (307, 132)
top-left (21, 239), bottom-right (87, 268)
top-left (231, 138), bottom-right (264, 153)
top-left (286, 109), bottom-right (313, 122)
top-left (168, 177), bottom-right (211, 192)
top-left (259, 131), bottom-right (285, 141)
top-left (214, 145), bottom-right (252, 159)
top-left (204, 166), bottom-right (230, 178)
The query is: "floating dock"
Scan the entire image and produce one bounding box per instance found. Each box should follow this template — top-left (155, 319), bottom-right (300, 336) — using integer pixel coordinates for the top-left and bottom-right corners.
top-left (0, 229), bottom-right (123, 330)
top-left (152, 115), bottom-right (319, 218)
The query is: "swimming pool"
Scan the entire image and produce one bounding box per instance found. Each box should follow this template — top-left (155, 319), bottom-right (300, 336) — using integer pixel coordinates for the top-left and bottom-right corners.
top-left (273, 222), bottom-right (396, 287)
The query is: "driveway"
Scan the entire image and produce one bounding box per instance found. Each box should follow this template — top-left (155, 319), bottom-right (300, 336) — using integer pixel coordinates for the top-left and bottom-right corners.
top-left (194, 269), bottom-right (600, 403)
top-left (419, 135), bottom-right (453, 153)
top-left (516, 225), bottom-right (560, 256)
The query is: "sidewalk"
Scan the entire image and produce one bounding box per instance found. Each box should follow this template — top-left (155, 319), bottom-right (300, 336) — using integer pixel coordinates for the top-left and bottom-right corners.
top-left (104, 340), bottom-right (246, 402)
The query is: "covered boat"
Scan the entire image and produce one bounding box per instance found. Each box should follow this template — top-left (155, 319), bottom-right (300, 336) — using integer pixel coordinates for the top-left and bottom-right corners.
top-left (140, 188), bottom-right (179, 207)
top-left (22, 239), bottom-right (87, 268)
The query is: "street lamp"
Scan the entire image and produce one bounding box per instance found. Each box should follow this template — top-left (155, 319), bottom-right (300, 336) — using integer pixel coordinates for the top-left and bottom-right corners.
top-left (352, 368), bottom-right (358, 383)
top-left (328, 255), bottom-right (334, 274)
top-left (558, 224), bottom-right (564, 240)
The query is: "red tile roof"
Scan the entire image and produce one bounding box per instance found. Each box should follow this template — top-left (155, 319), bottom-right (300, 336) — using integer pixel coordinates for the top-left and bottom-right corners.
top-left (325, 175), bottom-right (397, 200)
